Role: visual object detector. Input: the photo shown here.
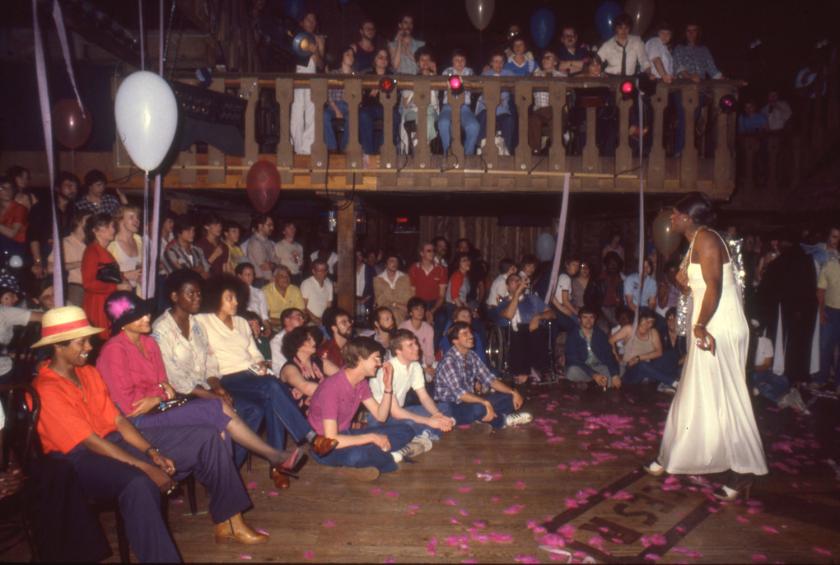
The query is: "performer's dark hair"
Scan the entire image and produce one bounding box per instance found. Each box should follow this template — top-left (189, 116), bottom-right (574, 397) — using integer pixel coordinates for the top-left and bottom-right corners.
top-left (674, 192), bottom-right (716, 226)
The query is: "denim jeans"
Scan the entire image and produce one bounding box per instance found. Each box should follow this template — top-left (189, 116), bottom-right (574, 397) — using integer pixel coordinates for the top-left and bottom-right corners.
top-left (367, 402), bottom-right (454, 441)
top-left (818, 306), bottom-right (840, 385)
top-left (359, 104), bottom-right (400, 155)
top-left (438, 104), bottom-right (480, 155)
top-left (449, 392), bottom-right (515, 429)
top-left (476, 110), bottom-right (515, 154)
top-left (221, 371), bottom-right (314, 456)
top-left (324, 100), bottom-right (350, 151)
top-left (623, 358), bottom-right (677, 386)
top-left (750, 369), bottom-right (790, 403)
top-left (312, 422), bottom-right (414, 473)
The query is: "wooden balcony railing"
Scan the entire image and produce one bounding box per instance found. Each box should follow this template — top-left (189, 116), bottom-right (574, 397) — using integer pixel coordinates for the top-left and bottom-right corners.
top-left (113, 74), bottom-right (741, 197)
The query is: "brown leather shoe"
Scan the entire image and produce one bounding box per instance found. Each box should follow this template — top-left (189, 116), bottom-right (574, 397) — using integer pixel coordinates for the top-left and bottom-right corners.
top-left (310, 435), bottom-right (339, 457)
top-left (214, 513), bottom-right (269, 545)
top-left (269, 466), bottom-right (291, 489)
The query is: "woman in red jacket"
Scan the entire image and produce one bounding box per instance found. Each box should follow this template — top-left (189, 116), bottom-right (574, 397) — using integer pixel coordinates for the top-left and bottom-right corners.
top-left (82, 212), bottom-right (130, 338)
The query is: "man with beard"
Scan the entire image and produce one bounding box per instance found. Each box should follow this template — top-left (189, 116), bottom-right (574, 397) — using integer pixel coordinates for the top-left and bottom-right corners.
top-left (319, 308), bottom-right (354, 368)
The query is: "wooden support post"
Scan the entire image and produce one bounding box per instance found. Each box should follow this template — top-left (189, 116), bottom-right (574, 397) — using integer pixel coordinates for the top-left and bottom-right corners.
top-left (449, 91), bottom-right (465, 165)
top-left (482, 81), bottom-right (500, 169)
top-left (713, 84), bottom-right (734, 192)
top-left (514, 80), bottom-right (533, 172)
top-left (548, 82), bottom-right (566, 172)
top-left (344, 78), bottom-right (363, 179)
top-left (241, 77), bottom-right (259, 170)
top-left (275, 78), bottom-right (294, 184)
top-left (414, 77), bottom-right (431, 170)
top-left (379, 89), bottom-right (398, 169)
top-left (647, 83), bottom-right (667, 190)
top-left (680, 84), bottom-right (699, 190)
top-left (583, 106), bottom-right (598, 172)
top-left (309, 78), bottom-right (328, 176)
top-left (615, 92), bottom-right (632, 177)
top-left (335, 197), bottom-right (356, 313)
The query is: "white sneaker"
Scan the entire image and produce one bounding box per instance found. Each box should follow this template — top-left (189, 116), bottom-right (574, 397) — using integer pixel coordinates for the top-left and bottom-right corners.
top-left (504, 412), bottom-right (533, 428)
top-left (392, 437), bottom-right (432, 463)
top-left (657, 383), bottom-right (677, 395)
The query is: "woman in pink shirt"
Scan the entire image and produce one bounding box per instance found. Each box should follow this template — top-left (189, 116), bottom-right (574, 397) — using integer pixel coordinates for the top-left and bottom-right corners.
top-left (399, 298), bottom-right (436, 377)
top-left (95, 291), bottom-right (302, 489)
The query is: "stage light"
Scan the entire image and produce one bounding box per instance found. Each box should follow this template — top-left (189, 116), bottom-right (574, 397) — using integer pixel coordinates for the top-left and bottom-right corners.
top-left (379, 77), bottom-right (397, 96)
top-left (448, 74), bottom-right (464, 96)
top-left (292, 31), bottom-right (316, 58)
top-left (620, 79), bottom-right (636, 99)
top-left (719, 94), bottom-right (737, 114)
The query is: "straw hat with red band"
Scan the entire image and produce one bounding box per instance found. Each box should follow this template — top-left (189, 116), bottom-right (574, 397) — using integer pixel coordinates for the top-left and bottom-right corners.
top-left (32, 306), bottom-right (104, 348)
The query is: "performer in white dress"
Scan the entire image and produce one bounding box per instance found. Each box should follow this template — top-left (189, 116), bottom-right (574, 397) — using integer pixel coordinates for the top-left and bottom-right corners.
top-left (645, 193), bottom-right (768, 500)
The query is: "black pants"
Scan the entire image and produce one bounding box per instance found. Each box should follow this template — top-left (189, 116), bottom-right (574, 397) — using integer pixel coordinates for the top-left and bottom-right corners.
top-left (508, 326), bottom-right (550, 375)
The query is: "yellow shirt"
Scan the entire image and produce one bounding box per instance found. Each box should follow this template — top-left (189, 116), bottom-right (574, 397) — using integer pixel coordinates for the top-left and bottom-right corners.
top-left (262, 282), bottom-right (305, 320)
top-left (226, 243), bottom-right (244, 272)
top-left (818, 259), bottom-right (840, 309)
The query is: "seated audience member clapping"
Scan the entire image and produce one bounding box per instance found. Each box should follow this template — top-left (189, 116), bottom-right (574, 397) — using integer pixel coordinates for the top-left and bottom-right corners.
top-left (368, 330), bottom-right (454, 447)
top-left (279, 325), bottom-right (339, 410)
top-left (307, 337), bottom-right (415, 480)
top-left (195, 275), bottom-right (338, 461)
top-left (434, 322), bottom-right (532, 430)
top-left (564, 307), bottom-right (621, 390)
top-left (97, 289), bottom-right (300, 489)
top-left (31, 306), bottom-right (266, 558)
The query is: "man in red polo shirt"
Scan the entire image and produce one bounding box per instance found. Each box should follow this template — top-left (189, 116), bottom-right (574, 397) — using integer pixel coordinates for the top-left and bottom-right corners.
top-left (408, 242), bottom-right (447, 322)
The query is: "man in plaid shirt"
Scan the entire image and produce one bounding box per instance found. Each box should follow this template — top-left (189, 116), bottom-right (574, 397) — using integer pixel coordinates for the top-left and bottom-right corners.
top-left (434, 322), bottom-right (532, 430)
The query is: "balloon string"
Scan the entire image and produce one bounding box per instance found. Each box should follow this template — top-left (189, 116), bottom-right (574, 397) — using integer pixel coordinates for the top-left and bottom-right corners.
top-left (33, 0), bottom-right (64, 306)
top-left (633, 87), bottom-right (645, 332)
top-left (138, 0), bottom-right (145, 70)
top-left (51, 0), bottom-right (85, 116)
top-left (144, 0), bottom-right (165, 298)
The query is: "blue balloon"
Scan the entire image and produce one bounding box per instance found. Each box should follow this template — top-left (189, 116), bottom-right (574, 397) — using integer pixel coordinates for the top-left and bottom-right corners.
top-left (594, 0), bottom-right (623, 41)
top-left (530, 8), bottom-right (556, 50)
top-left (339, 0), bottom-right (351, 5)
top-left (283, 0), bottom-right (305, 21)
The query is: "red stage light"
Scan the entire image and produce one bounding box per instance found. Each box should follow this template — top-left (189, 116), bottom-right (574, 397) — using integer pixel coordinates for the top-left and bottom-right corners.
top-left (379, 77), bottom-right (396, 95)
top-left (448, 75), bottom-right (464, 96)
top-left (719, 94), bottom-right (737, 113)
top-left (620, 80), bottom-right (635, 97)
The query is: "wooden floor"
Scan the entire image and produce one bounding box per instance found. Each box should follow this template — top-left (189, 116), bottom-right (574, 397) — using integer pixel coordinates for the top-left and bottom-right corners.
top-left (5, 383), bottom-right (840, 563)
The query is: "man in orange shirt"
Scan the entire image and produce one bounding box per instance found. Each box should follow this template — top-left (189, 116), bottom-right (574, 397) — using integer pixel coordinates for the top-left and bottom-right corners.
top-left (32, 306), bottom-right (267, 561)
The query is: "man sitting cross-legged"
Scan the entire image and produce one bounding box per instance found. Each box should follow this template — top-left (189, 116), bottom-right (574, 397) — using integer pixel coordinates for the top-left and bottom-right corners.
top-left (368, 330), bottom-right (455, 455)
top-left (307, 337), bottom-right (415, 480)
top-left (434, 322), bottom-right (532, 430)
top-left (564, 306), bottom-right (621, 390)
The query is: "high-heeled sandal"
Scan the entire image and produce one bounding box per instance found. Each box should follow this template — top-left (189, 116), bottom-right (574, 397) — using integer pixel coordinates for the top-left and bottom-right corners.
top-left (713, 473), bottom-right (753, 501)
top-left (269, 448), bottom-right (308, 489)
top-left (643, 460), bottom-right (665, 476)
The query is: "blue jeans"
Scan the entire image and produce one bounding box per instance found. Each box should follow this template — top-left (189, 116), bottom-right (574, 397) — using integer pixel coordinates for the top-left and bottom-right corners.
top-left (750, 369), bottom-right (790, 403)
top-left (623, 358), bottom-right (677, 387)
top-left (312, 423), bottom-right (414, 473)
top-left (324, 100), bottom-right (350, 151)
top-left (359, 104), bottom-right (400, 155)
top-left (438, 104), bottom-right (480, 155)
top-left (367, 403), bottom-right (454, 441)
top-left (818, 306), bottom-right (840, 384)
top-left (449, 392), bottom-right (515, 429)
top-left (476, 110), bottom-right (515, 154)
top-left (221, 371), bottom-right (314, 459)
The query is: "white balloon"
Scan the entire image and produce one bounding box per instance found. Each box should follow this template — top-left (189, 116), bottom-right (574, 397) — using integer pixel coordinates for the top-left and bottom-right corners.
top-left (114, 71), bottom-right (178, 173)
top-left (8, 255), bottom-right (23, 269)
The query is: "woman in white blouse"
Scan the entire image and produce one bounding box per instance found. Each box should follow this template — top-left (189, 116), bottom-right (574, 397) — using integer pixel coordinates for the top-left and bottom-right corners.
top-left (195, 276), bottom-right (338, 461)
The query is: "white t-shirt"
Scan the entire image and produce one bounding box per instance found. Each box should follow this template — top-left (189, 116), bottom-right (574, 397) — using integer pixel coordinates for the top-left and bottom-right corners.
top-left (0, 306), bottom-right (31, 376)
top-left (553, 273), bottom-right (573, 303)
top-left (645, 36), bottom-right (673, 78)
top-left (270, 329), bottom-right (288, 377)
top-left (370, 357), bottom-right (425, 406)
top-left (300, 276), bottom-right (334, 318)
top-left (247, 285), bottom-right (269, 321)
top-left (486, 274), bottom-right (510, 307)
top-left (275, 239), bottom-right (304, 275)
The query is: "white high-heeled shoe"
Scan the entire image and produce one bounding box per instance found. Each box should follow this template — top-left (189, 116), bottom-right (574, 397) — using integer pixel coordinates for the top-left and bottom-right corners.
top-left (643, 460), bottom-right (665, 476)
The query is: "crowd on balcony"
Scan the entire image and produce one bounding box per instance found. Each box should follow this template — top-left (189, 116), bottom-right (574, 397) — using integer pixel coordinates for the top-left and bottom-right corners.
top-left (2, 146), bottom-right (839, 558)
top-left (259, 10), bottom-right (740, 162)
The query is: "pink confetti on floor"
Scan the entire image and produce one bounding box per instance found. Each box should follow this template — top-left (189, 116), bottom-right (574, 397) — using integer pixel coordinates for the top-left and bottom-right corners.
top-left (557, 524), bottom-right (576, 539)
top-left (406, 504), bottom-right (421, 515)
top-left (761, 525), bottom-right (779, 535)
top-left (751, 553), bottom-right (767, 562)
top-left (370, 487), bottom-right (382, 496)
top-left (246, 481), bottom-right (258, 490)
top-left (458, 486), bottom-right (473, 494)
top-left (255, 528), bottom-right (270, 536)
top-left (609, 490), bottom-right (634, 501)
top-left (267, 491), bottom-right (279, 497)
top-left (813, 547), bottom-right (832, 557)
top-left (383, 556), bottom-right (396, 563)
top-left (515, 480), bottom-right (527, 490)
top-left (540, 533), bottom-right (566, 547)
top-left (503, 504), bottom-right (526, 515)
top-left (643, 553), bottom-right (661, 561)
top-left (303, 550), bottom-right (315, 561)
top-left (443, 498), bottom-right (458, 506)
top-left (488, 532), bottom-right (514, 544)
top-left (322, 519), bottom-right (336, 528)
top-left (736, 515), bottom-right (750, 524)
top-left (452, 473), bottom-right (466, 481)
top-left (385, 490), bottom-right (399, 498)
top-left (426, 537), bottom-right (438, 556)
top-left (239, 555), bottom-right (252, 561)
top-left (514, 555), bottom-right (540, 563)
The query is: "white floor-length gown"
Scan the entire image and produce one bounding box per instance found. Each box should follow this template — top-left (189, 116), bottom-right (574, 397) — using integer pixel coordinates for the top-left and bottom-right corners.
top-left (659, 232), bottom-right (768, 476)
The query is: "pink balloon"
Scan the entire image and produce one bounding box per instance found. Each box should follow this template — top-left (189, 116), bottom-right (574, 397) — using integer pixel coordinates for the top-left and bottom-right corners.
top-left (53, 99), bottom-right (92, 149)
top-left (246, 161), bottom-right (281, 213)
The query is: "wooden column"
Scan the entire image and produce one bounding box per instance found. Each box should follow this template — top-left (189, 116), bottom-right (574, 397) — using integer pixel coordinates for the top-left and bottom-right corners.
top-left (482, 81), bottom-right (500, 169)
top-left (275, 78), bottom-right (294, 184)
top-left (582, 106), bottom-right (598, 172)
top-left (309, 77), bottom-right (329, 180)
top-left (514, 80), bottom-right (533, 172)
top-left (335, 197), bottom-right (356, 313)
top-left (615, 92), bottom-right (632, 177)
top-left (647, 83), bottom-right (667, 190)
top-left (413, 77), bottom-right (431, 170)
top-left (680, 84), bottom-right (699, 190)
top-left (713, 84), bottom-right (734, 192)
top-left (548, 82), bottom-right (567, 172)
top-left (344, 78), bottom-right (363, 176)
top-left (241, 77), bottom-right (259, 170)
top-left (379, 88), bottom-right (398, 169)
top-left (206, 78), bottom-right (227, 184)
top-left (448, 90), bottom-right (465, 164)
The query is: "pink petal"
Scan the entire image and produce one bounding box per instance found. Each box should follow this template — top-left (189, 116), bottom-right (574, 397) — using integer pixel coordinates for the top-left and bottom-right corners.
top-left (503, 504), bottom-right (526, 515)
top-left (255, 528), bottom-right (270, 536)
top-left (385, 490), bottom-right (399, 498)
top-left (303, 550), bottom-right (315, 560)
top-left (370, 487), bottom-right (382, 495)
top-left (239, 555), bottom-right (253, 561)
top-left (443, 498), bottom-right (458, 506)
top-left (514, 555), bottom-right (540, 564)
top-left (426, 537), bottom-right (438, 556)
top-left (383, 557), bottom-right (396, 563)
top-left (452, 473), bottom-right (466, 481)
top-left (267, 490), bottom-right (279, 497)
top-left (246, 481), bottom-right (258, 490)
top-left (813, 547), bottom-right (832, 557)
top-left (322, 519), bottom-right (336, 528)
top-left (458, 486), bottom-right (473, 494)
top-left (515, 480), bottom-right (527, 490)
top-left (751, 553), bottom-right (767, 562)
top-left (761, 525), bottom-right (779, 535)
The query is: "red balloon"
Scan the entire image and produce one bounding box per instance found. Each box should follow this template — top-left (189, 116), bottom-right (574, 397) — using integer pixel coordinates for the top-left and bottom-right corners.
top-left (245, 160), bottom-right (281, 213)
top-left (53, 99), bottom-right (93, 149)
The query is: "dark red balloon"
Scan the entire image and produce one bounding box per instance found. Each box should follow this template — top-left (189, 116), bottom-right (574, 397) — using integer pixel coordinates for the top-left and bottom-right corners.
top-left (245, 160), bottom-right (281, 213)
top-left (53, 99), bottom-right (93, 150)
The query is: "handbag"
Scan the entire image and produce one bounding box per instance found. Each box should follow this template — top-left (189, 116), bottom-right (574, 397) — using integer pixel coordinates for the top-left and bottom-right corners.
top-left (95, 262), bottom-right (122, 284)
